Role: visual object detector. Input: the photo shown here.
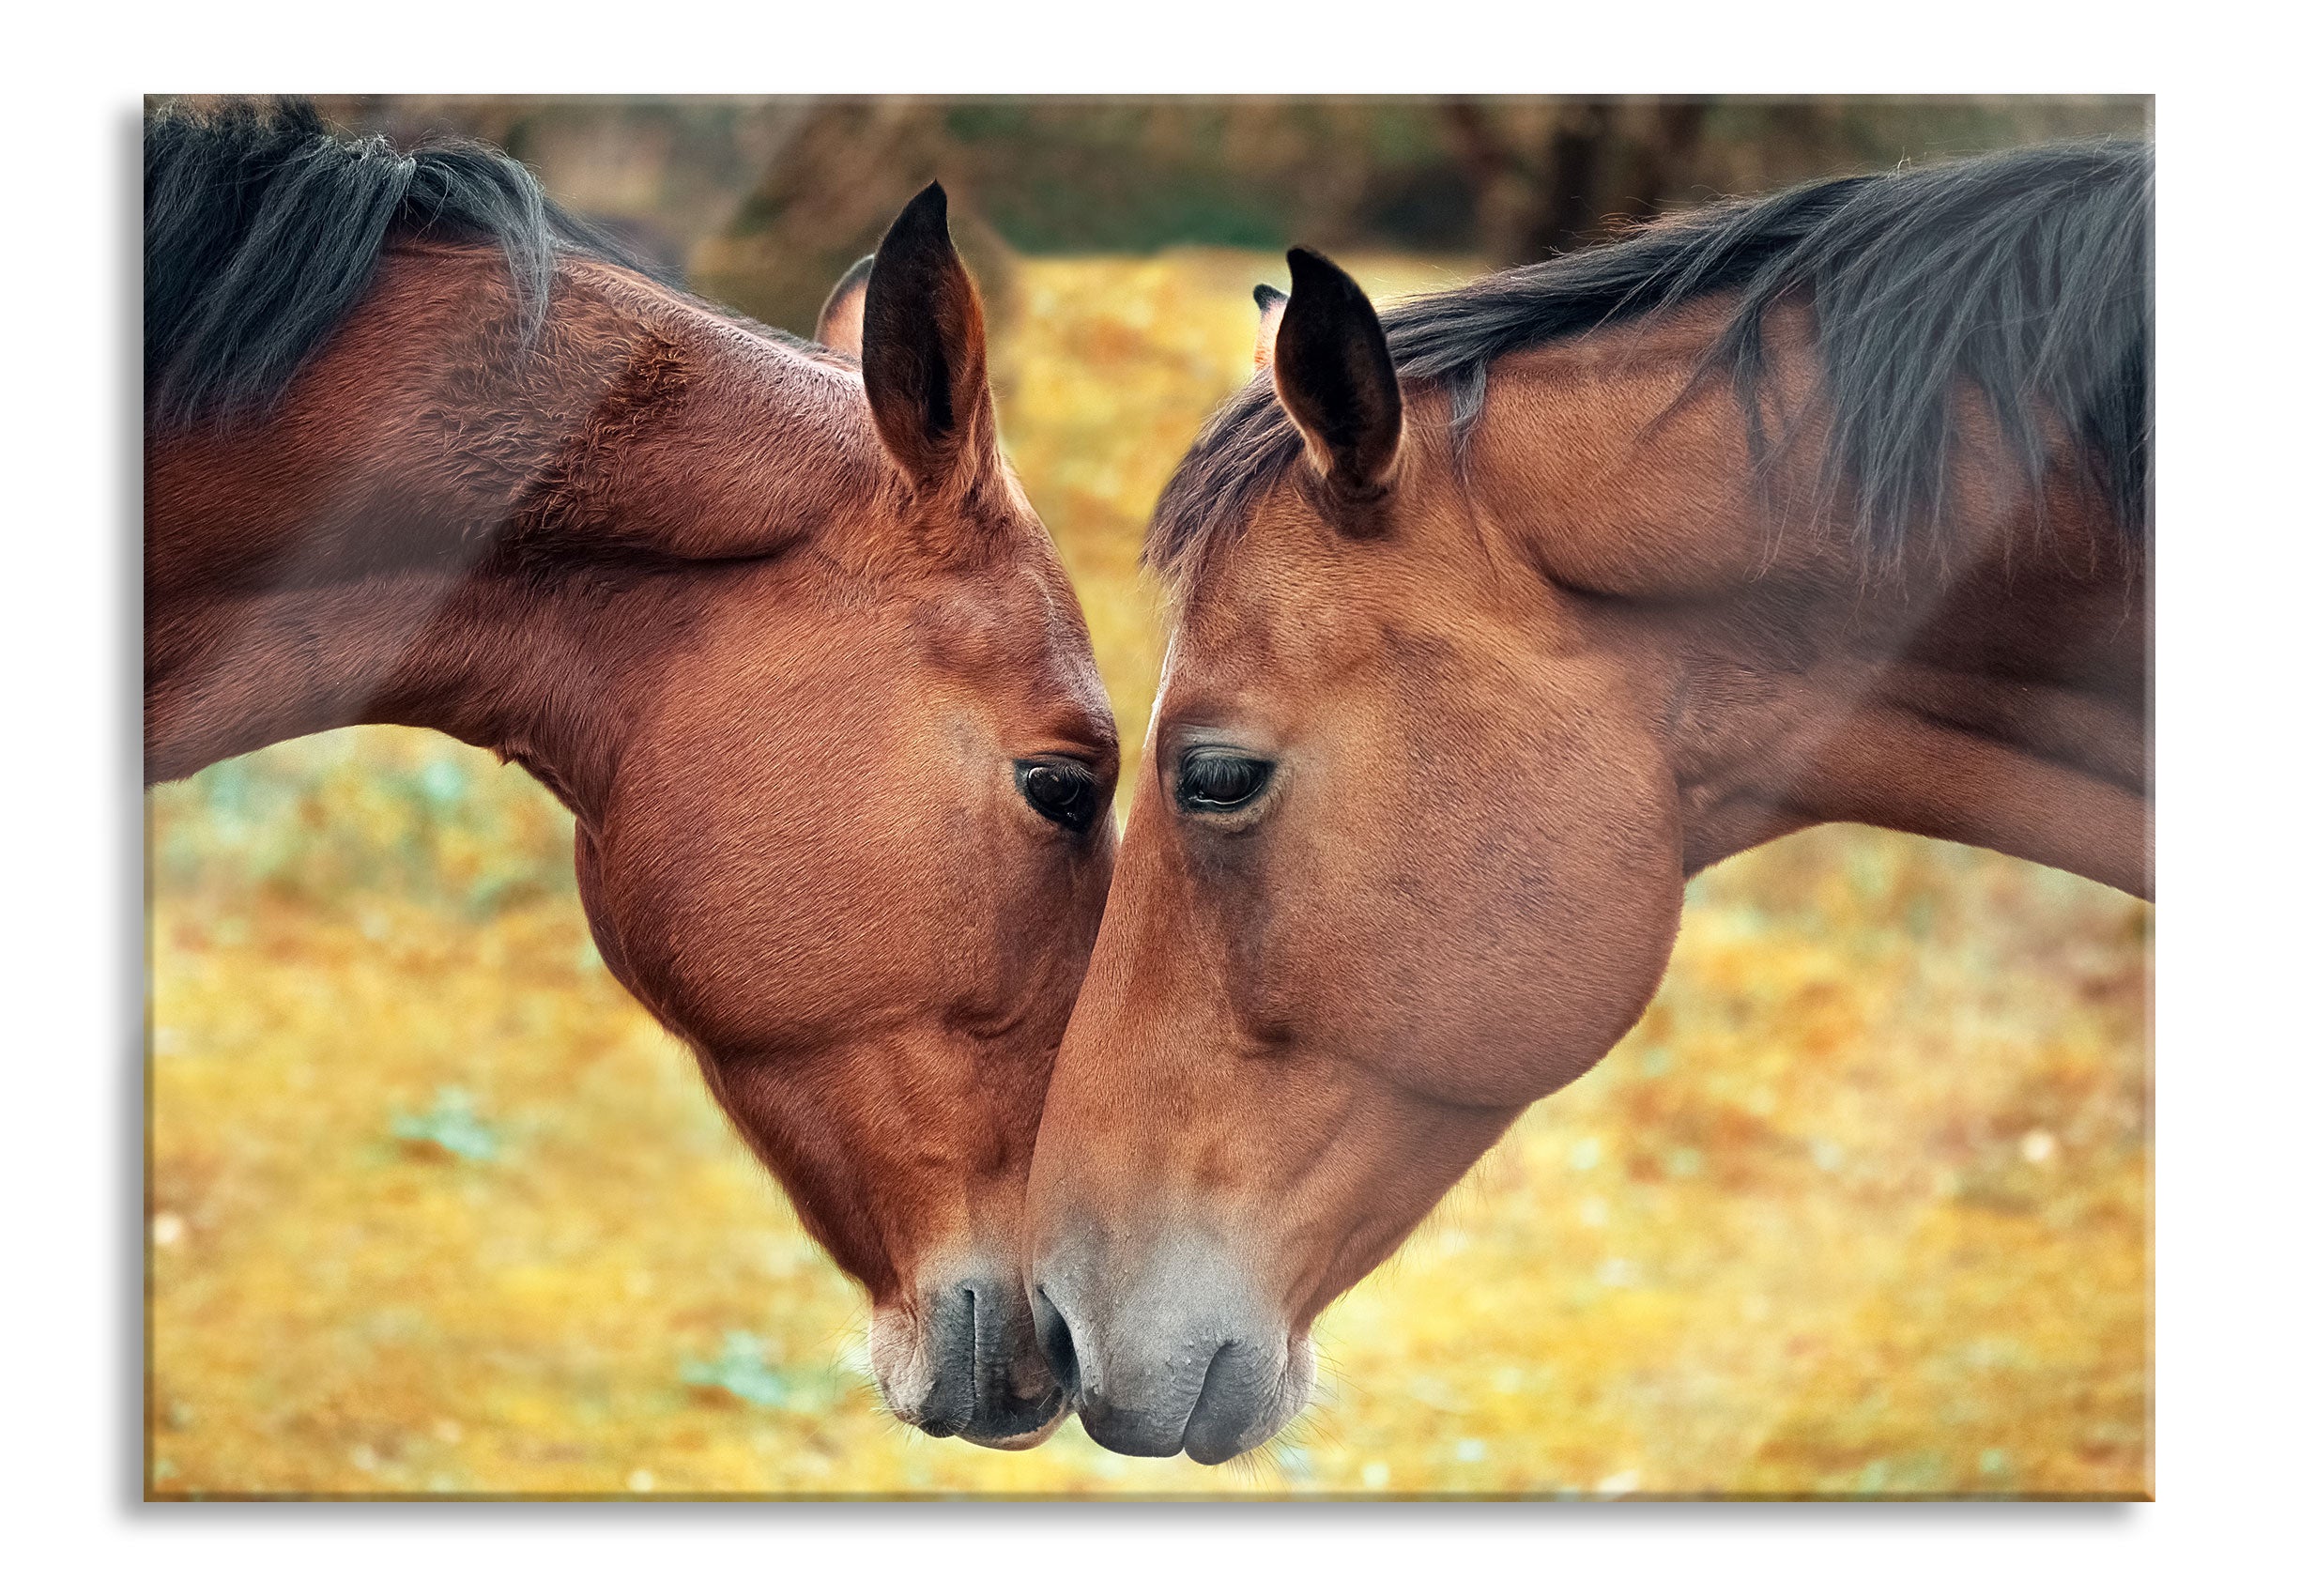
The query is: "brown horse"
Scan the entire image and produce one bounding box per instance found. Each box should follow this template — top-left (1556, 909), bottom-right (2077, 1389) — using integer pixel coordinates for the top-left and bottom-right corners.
top-left (1025, 141), bottom-right (2151, 1463)
top-left (146, 101), bottom-right (1118, 1449)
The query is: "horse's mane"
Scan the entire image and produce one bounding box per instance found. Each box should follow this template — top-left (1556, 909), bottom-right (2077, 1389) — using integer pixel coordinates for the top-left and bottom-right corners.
top-left (1147, 139), bottom-right (2153, 584)
top-left (145, 97), bottom-right (667, 431)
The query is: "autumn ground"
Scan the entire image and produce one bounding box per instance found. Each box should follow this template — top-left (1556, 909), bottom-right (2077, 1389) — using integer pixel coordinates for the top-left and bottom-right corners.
top-left (146, 253), bottom-right (2150, 1498)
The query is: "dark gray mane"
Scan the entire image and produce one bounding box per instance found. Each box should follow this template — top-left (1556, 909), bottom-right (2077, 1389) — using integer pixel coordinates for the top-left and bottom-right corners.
top-left (145, 98), bottom-right (662, 431)
top-left (1147, 140), bottom-right (2152, 581)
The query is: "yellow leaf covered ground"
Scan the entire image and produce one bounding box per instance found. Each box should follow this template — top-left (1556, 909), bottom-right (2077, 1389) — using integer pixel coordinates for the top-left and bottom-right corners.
top-left (146, 252), bottom-right (2149, 1498)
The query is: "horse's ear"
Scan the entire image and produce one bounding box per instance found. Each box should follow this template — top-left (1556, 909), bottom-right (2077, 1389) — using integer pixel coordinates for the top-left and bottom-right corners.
top-left (862, 183), bottom-right (996, 497)
top-left (814, 253), bottom-right (872, 359)
top-left (1250, 283), bottom-right (1287, 371)
top-left (1271, 248), bottom-right (1401, 499)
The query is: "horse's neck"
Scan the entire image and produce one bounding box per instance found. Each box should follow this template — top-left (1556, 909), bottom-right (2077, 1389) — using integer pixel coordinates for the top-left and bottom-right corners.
top-left (143, 562), bottom-right (625, 811)
top-left (1661, 531), bottom-right (2152, 898)
top-left (1472, 335), bottom-right (2153, 898)
top-left (144, 248), bottom-right (878, 808)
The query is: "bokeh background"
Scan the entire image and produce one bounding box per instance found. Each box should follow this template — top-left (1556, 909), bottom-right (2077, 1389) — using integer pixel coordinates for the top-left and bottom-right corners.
top-left (146, 96), bottom-right (2152, 1498)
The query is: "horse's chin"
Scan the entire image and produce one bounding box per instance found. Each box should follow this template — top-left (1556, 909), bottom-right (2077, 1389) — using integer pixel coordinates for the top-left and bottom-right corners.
top-left (960, 1398), bottom-right (1070, 1451)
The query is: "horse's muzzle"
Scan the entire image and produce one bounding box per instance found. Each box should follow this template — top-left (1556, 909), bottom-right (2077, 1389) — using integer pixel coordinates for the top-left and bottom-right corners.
top-left (870, 1271), bottom-right (1068, 1450)
top-left (1029, 1239), bottom-right (1314, 1465)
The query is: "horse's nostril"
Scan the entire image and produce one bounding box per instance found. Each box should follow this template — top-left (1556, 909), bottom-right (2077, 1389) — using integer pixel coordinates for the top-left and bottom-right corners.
top-left (908, 1281), bottom-right (983, 1438)
top-left (1033, 1285), bottom-right (1081, 1401)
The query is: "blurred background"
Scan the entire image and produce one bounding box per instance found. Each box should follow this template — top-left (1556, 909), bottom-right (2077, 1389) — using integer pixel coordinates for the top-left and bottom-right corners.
top-left (147, 95), bottom-right (2152, 1497)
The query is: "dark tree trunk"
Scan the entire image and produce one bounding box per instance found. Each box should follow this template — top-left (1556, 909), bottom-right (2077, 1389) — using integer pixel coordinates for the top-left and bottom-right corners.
top-left (1525, 100), bottom-right (1618, 259)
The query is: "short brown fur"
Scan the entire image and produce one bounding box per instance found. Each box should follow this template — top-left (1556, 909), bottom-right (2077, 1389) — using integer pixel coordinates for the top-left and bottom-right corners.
top-left (1027, 256), bottom-right (2149, 1465)
top-left (149, 199), bottom-right (1118, 1450)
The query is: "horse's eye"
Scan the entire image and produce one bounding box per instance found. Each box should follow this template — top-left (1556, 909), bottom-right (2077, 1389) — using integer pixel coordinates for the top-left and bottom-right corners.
top-left (1176, 750), bottom-right (1273, 812)
top-left (1016, 760), bottom-right (1100, 833)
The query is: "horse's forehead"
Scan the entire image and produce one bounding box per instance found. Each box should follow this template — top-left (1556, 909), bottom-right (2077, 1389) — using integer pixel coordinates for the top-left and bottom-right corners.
top-left (1169, 516), bottom-right (1372, 685)
top-left (908, 556), bottom-right (1107, 702)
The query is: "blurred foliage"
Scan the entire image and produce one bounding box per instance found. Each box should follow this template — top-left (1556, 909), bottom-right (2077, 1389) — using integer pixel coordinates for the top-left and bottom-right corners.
top-left (391, 1088), bottom-right (501, 1165)
top-left (295, 94), bottom-right (2149, 333)
top-left (150, 730), bottom-right (575, 917)
top-left (148, 247), bottom-right (2148, 1498)
top-left (681, 1331), bottom-right (845, 1416)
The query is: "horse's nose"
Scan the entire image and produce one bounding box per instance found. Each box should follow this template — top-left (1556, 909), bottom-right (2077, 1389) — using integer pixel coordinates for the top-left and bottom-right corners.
top-left (872, 1272), bottom-right (1069, 1450)
top-left (1031, 1283), bottom-right (1083, 1404)
top-left (1030, 1237), bottom-right (1312, 1464)
top-left (909, 1282), bottom-right (981, 1438)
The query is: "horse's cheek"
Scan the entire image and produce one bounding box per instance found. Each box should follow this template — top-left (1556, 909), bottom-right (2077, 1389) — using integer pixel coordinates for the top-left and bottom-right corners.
top-left (1269, 712), bottom-right (1679, 1112)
